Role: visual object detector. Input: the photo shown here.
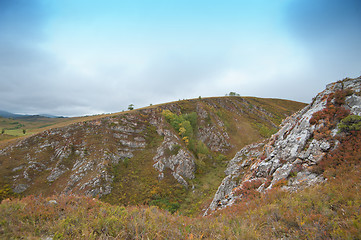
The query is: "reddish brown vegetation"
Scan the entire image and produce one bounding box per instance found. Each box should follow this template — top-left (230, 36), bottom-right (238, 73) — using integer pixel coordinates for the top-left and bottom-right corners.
top-left (309, 88), bottom-right (361, 174)
top-left (310, 90), bottom-right (351, 140)
top-left (315, 130), bottom-right (361, 174)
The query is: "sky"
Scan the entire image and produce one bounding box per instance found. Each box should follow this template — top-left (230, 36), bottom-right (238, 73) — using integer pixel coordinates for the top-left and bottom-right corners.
top-left (0, 0), bottom-right (361, 117)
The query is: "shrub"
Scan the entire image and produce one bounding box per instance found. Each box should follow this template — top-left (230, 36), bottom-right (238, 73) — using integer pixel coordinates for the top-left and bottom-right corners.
top-left (162, 110), bottom-right (200, 150)
top-left (228, 92), bottom-right (240, 96)
top-left (338, 115), bottom-right (361, 133)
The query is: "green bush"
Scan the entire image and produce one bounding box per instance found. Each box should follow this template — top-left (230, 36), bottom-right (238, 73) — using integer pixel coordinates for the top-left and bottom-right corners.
top-left (338, 115), bottom-right (361, 133)
top-left (228, 92), bottom-right (240, 96)
top-left (162, 110), bottom-right (197, 147)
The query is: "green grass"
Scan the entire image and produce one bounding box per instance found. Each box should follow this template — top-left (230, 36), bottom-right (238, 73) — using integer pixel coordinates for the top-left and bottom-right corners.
top-left (1, 129), bottom-right (31, 137)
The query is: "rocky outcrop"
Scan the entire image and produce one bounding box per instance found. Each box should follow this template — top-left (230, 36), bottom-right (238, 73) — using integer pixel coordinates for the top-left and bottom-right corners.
top-left (205, 77), bottom-right (361, 215)
top-left (152, 127), bottom-right (196, 187)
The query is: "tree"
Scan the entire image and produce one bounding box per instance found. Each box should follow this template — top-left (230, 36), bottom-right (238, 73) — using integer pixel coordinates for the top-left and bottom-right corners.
top-left (229, 92), bottom-right (240, 96)
top-left (128, 104), bottom-right (134, 110)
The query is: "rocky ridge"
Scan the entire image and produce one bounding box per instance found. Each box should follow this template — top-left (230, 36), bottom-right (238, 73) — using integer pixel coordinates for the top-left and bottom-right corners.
top-left (205, 77), bottom-right (361, 215)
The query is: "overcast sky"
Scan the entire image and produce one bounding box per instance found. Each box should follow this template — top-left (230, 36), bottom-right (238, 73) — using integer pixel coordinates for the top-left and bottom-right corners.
top-left (1, 0), bottom-right (361, 116)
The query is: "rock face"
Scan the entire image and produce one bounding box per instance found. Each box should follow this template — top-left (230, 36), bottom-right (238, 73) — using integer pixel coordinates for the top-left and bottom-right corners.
top-left (152, 122), bottom-right (196, 187)
top-left (205, 77), bottom-right (361, 215)
top-left (0, 96), bottom-right (304, 201)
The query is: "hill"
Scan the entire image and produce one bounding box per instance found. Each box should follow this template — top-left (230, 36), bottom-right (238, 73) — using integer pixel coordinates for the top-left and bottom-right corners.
top-left (0, 110), bottom-right (63, 119)
top-left (0, 77), bottom-right (361, 239)
top-left (0, 110), bottom-right (23, 119)
top-left (0, 96), bottom-right (305, 215)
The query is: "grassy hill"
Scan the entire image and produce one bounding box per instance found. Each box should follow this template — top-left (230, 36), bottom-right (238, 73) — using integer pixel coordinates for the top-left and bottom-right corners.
top-left (0, 94), bottom-right (360, 239)
top-left (0, 96), bottom-right (306, 217)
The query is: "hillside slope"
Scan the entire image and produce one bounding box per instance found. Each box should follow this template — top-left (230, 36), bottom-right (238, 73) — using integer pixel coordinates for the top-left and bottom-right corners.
top-left (0, 96), bottom-right (304, 214)
top-left (206, 77), bottom-right (361, 215)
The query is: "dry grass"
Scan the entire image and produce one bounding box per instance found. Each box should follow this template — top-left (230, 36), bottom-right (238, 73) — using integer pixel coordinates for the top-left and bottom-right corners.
top-left (1, 162), bottom-right (360, 239)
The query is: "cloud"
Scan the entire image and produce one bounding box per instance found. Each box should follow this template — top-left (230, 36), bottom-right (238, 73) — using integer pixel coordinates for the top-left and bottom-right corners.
top-left (280, 0), bottom-right (361, 99)
top-left (1, 0), bottom-right (360, 116)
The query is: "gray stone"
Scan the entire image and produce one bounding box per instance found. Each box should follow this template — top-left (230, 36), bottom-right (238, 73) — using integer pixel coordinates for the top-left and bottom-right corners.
top-left (48, 200), bottom-right (57, 204)
top-left (13, 184), bottom-right (29, 193)
top-left (320, 141), bottom-right (331, 151)
top-left (346, 95), bottom-right (361, 115)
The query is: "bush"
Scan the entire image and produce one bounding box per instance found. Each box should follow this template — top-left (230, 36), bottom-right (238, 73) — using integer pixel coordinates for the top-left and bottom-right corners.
top-left (162, 110), bottom-right (198, 148)
top-left (228, 92), bottom-right (240, 96)
top-left (338, 115), bottom-right (361, 133)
